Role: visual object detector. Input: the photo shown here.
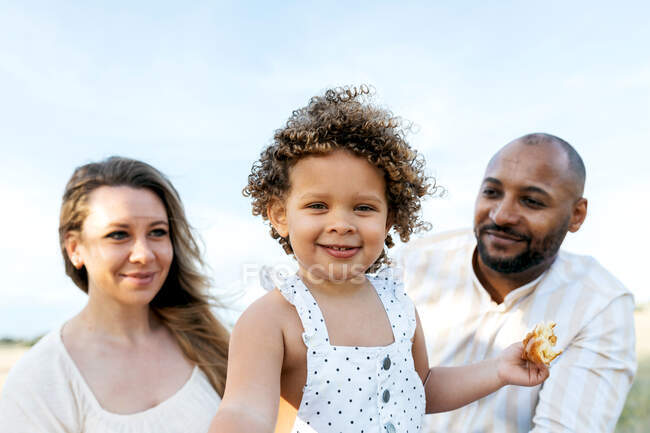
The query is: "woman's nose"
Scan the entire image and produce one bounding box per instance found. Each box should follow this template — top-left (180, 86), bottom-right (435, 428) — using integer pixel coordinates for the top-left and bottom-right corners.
top-left (129, 238), bottom-right (155, 263)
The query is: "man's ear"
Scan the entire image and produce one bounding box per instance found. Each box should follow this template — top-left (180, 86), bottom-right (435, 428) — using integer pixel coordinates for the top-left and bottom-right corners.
top-left (64, 231), bottom-right (85, 269)
top-left (568, 198), bottom-right (588, 233)
top-left (267, 197), bottom-right (289, 238)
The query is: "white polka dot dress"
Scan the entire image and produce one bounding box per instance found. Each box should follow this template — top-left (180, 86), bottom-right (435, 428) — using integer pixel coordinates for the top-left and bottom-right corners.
top-left (276, 270), bottom-right (425, 433)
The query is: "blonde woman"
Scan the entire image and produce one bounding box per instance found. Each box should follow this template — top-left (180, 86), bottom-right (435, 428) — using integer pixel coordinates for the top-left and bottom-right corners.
top-left (0, 157), bottom-right (229, 432)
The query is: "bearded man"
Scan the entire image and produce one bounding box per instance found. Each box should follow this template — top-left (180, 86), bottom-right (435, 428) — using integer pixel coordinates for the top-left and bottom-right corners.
top-left (401, 133), bottom-right (636, 433)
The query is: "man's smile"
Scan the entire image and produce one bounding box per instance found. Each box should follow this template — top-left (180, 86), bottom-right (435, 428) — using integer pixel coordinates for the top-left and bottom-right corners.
top-left (484, 230), bottom-right (525, 243)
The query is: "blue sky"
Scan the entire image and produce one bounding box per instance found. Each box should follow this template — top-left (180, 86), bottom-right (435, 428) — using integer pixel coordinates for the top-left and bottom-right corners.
top-left (1, 1), bottom-right (649, 337)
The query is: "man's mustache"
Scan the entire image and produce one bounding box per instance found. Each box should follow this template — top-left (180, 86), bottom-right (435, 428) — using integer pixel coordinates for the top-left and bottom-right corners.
top-left (478, 223), bottom-right (530, 242)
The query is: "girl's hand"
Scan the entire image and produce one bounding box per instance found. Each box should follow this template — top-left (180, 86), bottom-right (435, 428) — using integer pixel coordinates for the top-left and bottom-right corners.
top-left (496, 342), bottom-right (549, 387)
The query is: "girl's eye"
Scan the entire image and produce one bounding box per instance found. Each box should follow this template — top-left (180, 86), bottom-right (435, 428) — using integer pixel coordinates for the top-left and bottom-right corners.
top-left (106, 231), bottom-right (129, 240)
top-left (355, 205), bottom-right (376, 212)
top-left (150, 228), bottom-right (168, 237)
top-left (307, 203), bottom-right (327, 210)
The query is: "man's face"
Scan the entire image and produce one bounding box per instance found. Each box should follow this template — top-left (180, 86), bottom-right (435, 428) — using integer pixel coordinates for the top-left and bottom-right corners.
top-left (473, 142), bottom-right (579, 274)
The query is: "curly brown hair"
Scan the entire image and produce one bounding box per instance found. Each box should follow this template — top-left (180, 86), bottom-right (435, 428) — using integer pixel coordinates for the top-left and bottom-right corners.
top-left (244, 85), bottom-right (435, 272)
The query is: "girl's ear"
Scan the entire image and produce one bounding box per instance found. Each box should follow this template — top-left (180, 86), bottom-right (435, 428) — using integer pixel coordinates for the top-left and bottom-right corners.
top-left (267, 197), bottom-right (289, 238)
top-left (64, 231), bottom-right (85, 269)
top-left (385, 213), bottom-right (393, 236)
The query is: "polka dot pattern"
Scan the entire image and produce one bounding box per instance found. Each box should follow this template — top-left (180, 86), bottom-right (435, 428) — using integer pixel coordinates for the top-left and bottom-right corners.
top-left (277, 270), bottom-right (425, 433)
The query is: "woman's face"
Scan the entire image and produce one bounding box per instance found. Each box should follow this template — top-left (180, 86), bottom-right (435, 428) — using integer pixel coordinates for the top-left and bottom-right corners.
top-left (67, 186), bottom-right (173, 307)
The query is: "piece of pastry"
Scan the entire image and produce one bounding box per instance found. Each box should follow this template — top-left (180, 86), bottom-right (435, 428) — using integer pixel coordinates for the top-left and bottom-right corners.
top-left (521, 321), bottom-right (562, 366)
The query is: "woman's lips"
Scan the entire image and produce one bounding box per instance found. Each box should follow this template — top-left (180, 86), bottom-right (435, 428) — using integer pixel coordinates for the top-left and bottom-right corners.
top-left (121, 272), bottom-right (156, 285)
top-left (319, 245), bottom-right (361, 259)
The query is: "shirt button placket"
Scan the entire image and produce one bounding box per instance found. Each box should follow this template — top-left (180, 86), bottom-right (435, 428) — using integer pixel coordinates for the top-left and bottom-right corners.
top-left (383, 355), bottom-right (391, 370)
top-left (379, 353), bottom-right (393, 430)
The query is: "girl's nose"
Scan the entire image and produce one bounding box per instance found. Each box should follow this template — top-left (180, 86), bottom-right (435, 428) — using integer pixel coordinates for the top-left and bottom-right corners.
top-left (326, 210), bottom-right (356, 234)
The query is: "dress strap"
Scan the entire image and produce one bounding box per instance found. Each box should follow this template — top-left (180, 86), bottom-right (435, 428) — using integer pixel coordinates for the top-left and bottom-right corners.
top-left (371, 267), bottom-right (418, 343)
top-left (275, 274), bottom-right (330, 352)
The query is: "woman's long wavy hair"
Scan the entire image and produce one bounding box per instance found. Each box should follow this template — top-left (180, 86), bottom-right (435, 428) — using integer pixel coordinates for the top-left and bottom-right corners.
top-left (58, 156), bottom-right (229, 396)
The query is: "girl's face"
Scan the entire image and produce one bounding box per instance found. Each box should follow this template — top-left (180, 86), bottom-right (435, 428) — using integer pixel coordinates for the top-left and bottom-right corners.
top-left (66, 186), bottom-right (173, 307)
top-left (270, 150), bottom-right (390, 284)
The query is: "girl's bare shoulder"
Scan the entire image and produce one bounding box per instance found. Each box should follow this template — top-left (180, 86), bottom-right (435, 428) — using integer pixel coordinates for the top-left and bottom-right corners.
top-left (235, 288), bottom-right (304, 338)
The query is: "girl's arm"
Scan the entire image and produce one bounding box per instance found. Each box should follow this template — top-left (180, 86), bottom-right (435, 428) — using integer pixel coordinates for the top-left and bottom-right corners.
top-left (208, 293), bottom-right (285, 433)
top-left (423, 343), bottom-right (548, 413)
top-left (411, 308), bottom-right (549, 414)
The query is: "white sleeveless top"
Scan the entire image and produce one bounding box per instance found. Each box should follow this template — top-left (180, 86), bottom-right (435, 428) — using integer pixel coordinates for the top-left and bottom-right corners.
top-left (276, 271), bottom-right (425, 433)
top-left (0, 324), bottom-right (221, 433)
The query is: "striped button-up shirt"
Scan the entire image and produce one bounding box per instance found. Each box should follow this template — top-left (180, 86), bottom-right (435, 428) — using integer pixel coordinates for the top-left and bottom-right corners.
top-left (400, 229), bottom-right (636, 433)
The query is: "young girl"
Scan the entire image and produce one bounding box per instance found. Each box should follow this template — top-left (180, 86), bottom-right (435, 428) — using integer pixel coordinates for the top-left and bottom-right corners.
top-left (210, 86), bottom-right (548, 433)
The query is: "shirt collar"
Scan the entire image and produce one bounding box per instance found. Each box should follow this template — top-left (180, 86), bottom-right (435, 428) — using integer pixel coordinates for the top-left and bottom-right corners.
top-left (469, 245), bottom-right (550, 310)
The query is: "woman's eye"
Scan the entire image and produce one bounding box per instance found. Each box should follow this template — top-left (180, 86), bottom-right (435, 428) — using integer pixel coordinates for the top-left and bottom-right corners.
top-left (150, 228), bottom-right (168, 237)
top-left (106, 231), bottom-right (128, 240)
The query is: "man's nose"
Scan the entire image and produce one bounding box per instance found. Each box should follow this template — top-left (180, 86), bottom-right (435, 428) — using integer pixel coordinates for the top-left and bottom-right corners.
top-left (489, 197), bottom-right (520, 226)
top-left (129, 238), bottom-right (155, 263)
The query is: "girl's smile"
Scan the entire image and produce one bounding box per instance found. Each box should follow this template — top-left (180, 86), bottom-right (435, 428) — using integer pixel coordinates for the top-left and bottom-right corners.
top-left (317, 243), bottom-right (361, 259)
top-left (268, 150), bottom-right (390, 286)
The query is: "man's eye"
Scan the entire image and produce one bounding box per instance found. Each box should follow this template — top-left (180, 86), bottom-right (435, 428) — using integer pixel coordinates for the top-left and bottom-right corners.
top-left (307, 203), bottom-right (327, 210)
top-left (483, 188), bottom-right (499, 196)
top-left (106, 231), bottom-right (128, 240)
top-left (523, 197), bottom-right (545, 208)
top-left (150, 228), bottom-right (168, 237)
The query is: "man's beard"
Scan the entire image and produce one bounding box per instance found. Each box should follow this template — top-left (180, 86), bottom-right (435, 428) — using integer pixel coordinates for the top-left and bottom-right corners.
top-left (475, 219), bottom-right (569, 274)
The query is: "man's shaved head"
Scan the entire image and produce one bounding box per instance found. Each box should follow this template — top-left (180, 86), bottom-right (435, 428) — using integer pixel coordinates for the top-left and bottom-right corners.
top-left (474, 132), bottom-right (589, 278)
top-left (503, 133), bottom-right (586, 197)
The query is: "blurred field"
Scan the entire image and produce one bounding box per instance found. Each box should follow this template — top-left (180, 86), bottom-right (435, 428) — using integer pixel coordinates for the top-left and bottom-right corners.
top-left (2, 308), bottom-right (649, 431)
top-left (616, 306), bottom-right (650, 433)
top-left (0, 344), bottom-right (29, 391)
